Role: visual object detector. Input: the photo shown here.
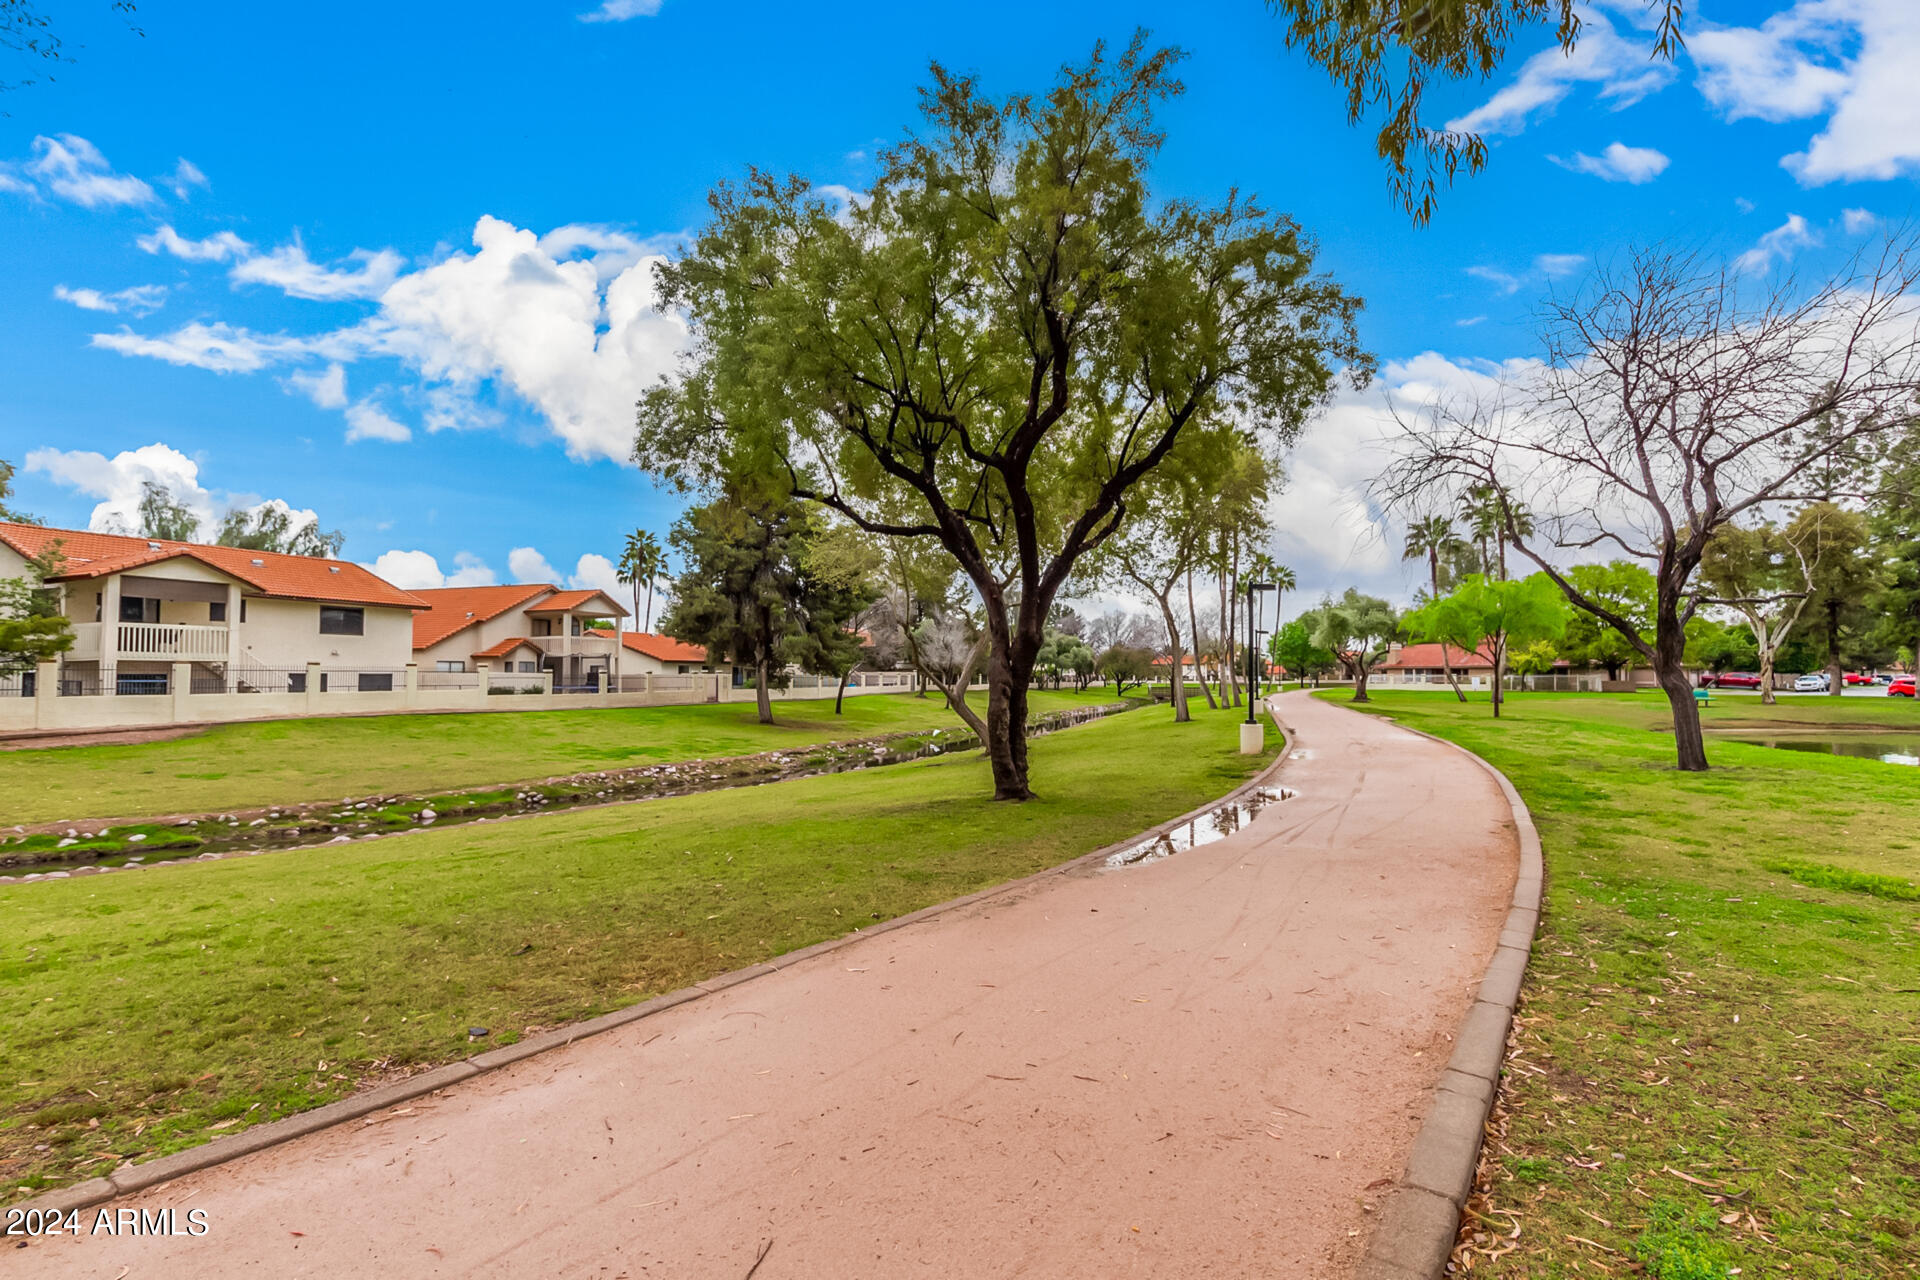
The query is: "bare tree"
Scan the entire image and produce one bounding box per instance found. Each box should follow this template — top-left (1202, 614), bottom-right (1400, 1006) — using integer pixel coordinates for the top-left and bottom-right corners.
top-left (1384, 242), bottom-right (1920, 770)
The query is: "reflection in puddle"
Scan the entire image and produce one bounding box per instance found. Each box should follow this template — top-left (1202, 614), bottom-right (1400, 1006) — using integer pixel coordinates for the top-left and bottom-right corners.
top-left (1106, 786), bottom-right (1294, 867)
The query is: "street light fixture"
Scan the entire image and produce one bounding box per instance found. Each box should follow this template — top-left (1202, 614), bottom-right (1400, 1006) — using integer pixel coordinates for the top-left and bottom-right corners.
top-left (1244, 582), bottom-right (1274, 725)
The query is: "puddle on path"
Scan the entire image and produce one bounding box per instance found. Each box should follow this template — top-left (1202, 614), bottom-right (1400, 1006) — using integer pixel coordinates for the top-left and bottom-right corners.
top-left (1105, 785), bottom-right (1294, 868)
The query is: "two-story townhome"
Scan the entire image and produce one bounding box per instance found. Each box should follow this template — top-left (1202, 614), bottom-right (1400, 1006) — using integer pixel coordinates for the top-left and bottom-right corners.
top-left (0, 521), bottom-right (423, 694)
top-left (409, 584), bottom-right (630, 691)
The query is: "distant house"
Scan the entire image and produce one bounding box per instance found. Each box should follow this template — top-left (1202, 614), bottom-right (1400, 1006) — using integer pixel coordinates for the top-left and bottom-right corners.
top-left (620, 631), bottom-right (722, 676)
top-left (1376, 643), bottom-right (1499, 679)
top-left (410, 584), bottom-right (629, 690)
top-left (0, 520), bottom-right (423, 693)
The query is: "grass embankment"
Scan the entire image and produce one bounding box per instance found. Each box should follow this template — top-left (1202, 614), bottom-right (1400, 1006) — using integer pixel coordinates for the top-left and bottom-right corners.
top-left (1321, 689), bottom-right (1919, 1279)
top-left (0, 700), bottom-right (1271, 1201)
top-left (0, 689), bottom-right (1113, 825)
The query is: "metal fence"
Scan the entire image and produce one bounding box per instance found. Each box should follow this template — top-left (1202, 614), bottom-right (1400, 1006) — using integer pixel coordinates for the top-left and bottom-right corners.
top-left (0, 671), bottom-right (30, 698)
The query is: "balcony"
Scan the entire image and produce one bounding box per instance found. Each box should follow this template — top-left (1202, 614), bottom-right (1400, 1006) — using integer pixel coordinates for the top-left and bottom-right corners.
top-left (67, 621), bottom-right (233, 662)
top-left (531, 633), bottom-right (618, 659)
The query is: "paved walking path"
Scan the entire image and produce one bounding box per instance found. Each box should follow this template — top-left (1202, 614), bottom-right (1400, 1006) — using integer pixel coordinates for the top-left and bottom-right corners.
top-left (23, 692), bottom-right (1517, 1279)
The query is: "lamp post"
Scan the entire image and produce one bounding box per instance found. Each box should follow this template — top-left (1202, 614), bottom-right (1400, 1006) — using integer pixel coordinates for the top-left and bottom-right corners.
top-left (1244, 581), bottom-right (1274, 730)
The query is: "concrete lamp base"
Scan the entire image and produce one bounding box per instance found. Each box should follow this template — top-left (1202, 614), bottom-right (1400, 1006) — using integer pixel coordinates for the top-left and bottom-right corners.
top-left (1239, 721), bottom-right (1265, 755)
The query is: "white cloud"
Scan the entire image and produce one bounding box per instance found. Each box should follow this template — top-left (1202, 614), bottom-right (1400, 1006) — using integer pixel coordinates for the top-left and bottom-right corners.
top-left (1456, 315), bottom-right (1488, 327)
top-left (138, 224), bottom-right (253, 262)
top-left (25, 443), bottom-right (217, 533)
top-left (506, 546), bottom-right (630, 593)
top-left (1446, 19), bottom-right (1674, 136)
top-left (1691, 0), bottom-right (1920, 184)
top-left (165, 158), bottom-right (209, 199)
top-left (1548, 141), bottom-right (1670, 183)
top-left (377, 216), bottom-right (688, 461)
top-left (285, 362), bottom-right (349, 409)
top-left (0, 173), bottom-right (36, 196)
top-left (360, 549), bottom-right (496, 590)
top-left (1735, 196), bottom-right (1757, 214)
top-left (568, 553), bottom-right (625, 594)
top-left (1466, 265), bottom-right (1523, 295)
top-left (89, 321), bottom-right (322, 374)
top-left (1842, 207), bottom-right (1877, 234)
top-left (1734, 213), bottom-right (1818, 274)
top-left (344, 400), bottom-right (411, 443)
top-left (1266, 352), bottom-right (1542, 610)
top-left (578, 0), bottom-right (662, 21)
top-left (1533, 253), bottom-right (1587, 278)
top-left (230, 240), bottom-right (405, 301)
top-left (508, 546), bottom-right (561, 583)
top-left (97, 216), bottom-right (691, 462)
top-left (21, 445), bottom-right (322, 547)
top-left (23, 134), bottom-right (156, 207)
top-left (53, 283), bottom-right (168, 316)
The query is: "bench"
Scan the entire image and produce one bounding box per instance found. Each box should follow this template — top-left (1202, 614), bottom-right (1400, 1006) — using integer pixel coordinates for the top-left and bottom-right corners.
top-left (1694, 688), bottom-right (1712, 707)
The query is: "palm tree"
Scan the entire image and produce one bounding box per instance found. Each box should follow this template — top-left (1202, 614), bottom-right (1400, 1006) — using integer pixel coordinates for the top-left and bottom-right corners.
top-left (1459, 486), bottom-right (1533, 581)
top-left (618, 529), bottom-right (666, 633)
top-left (1404, 515), bottom-right (1467, 699)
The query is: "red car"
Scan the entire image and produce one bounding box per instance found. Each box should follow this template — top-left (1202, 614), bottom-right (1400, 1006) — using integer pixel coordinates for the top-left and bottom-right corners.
top-left (1709, 672), bottom-right (1763, 689)
top-left (1891, 676), bottom-right (1917, 698)
top-left (1843, 672), bottom-right (1876, 686)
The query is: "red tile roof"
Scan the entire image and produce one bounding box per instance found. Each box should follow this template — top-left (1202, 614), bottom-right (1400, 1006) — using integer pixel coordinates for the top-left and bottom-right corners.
top-left (471, 636), bottom-right (543, 661)
top-left (407, 583), bottom-right (555, 649)
top-left (0, 521), bottom-right (426, 610)
top-left (622, 631), bottom-right (709, 663)
top-left (525, 589), bottom-right (627, 616)
top-left (1378, 642), bottom-right (1499, 671)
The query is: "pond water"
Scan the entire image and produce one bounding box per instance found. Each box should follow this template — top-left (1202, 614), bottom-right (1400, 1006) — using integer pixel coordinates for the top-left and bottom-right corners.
top-left (1725, 735), bottom-right (1920, 766)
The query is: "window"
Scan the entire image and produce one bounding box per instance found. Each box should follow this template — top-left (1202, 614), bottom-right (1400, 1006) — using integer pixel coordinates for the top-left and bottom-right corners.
top-left (240, 599), bottom-right (248, 623)
top-left (517, 661), bottom-right (537, 673)
top-left (319, 605), bottom-right (364, 636)
top-left (435, 660), bottom-right (466, 673)
top-left (119, 596), bottom-right (158, 623)
top-left (357, 672), bottom-right (393, 692)
top-left (209, 602), bottom-right (227, 622)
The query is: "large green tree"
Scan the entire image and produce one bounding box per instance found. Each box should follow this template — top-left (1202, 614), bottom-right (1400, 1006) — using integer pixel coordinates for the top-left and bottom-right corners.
top-left (1403, 512), bottom-right (1466, 697)
top-left (1789, 502), bottom-right (1882, 697)
top-left (1699, 520), bottom-right (1817, 705)
top-left (215, 504), bottom-right (344, 558)
top-left (659, 490), bottom-right (835, 724)
top-left (1559, 560), bottom-right (1653, 681)
top-left (1302, 588), bottom-right (1397, 702)
top-left (1403, 572), bottom-right (1566, 716)
top-left (634, 37), bottom-right (1367, 799)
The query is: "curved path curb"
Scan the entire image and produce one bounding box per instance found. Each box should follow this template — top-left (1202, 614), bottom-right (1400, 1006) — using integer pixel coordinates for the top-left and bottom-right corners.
top-left (13, 703), bottom-right (1294, 1219)
top-left (1324, 707), bottom-right (1546, 1280)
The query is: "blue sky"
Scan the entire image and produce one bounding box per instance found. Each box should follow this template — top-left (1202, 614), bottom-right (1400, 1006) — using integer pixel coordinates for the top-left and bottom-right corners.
top-left (2, 0), bottom-right (1914, 608)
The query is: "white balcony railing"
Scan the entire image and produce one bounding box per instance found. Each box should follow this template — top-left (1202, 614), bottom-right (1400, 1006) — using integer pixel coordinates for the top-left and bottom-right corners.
top-left (114, 621), bottom-right (231, 661)
top-left (532, 633), bottom-right (618, 659)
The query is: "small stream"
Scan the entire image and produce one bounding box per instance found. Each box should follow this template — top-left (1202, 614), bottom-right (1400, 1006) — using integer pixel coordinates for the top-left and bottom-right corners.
top-left (1, 702), bottom-right (1131, 883)
top-left (1104, 785), bottom-right (1293, 868)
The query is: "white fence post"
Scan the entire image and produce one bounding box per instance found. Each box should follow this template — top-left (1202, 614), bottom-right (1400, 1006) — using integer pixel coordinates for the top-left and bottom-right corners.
top-left (33, 660), bottom-right (57, 730)
top-left (305, 662), bottom-right (324, 713)
top-left (404, 662), bottom-right (420, 706)
top-left (170, 662), bottom-right (192, 723)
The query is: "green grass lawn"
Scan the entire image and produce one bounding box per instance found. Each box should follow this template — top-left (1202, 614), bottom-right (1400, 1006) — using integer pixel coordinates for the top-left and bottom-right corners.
top-left (1318, 689), bottom-right (1919, 1279)
top-left (0, 688), bottom-right (1114, 825)
top-left (0, 699), bottom-right (1271, 1201)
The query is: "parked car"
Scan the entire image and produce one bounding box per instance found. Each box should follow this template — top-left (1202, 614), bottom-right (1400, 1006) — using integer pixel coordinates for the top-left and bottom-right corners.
top-left (1891, 676), bottom-right (1917, 698)
top-left (1843, 671), bottom-right (1876, 686)
top-left (1710, 671), bottom-right (1763, 689)
top-left (1794, 673), bottom-right (1830, 692)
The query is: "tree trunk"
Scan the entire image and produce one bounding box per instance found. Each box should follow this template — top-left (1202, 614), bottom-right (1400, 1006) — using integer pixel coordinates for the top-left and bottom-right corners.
top-left (644, 581), bottom-right (654, 634)
top-left (834, 664), bottom-right (856, 714)
top-left (1756, 631), bottom-right (1776, 706)
top-left (1155, 593), bottom-right (1190, 723)
top-left (754, 655), bottom-right (773, 724)
top-left (1491, 636), bottom-right (1505, 718)
top-left (1350, 661), bottom-right (1370, 703)
top-left (1219, 569), bottom-right (1241, 707)
top-left (983, 639), bottom-right (1035, 800)
top-left (1186, 568), bottom-right (1218, 709)
top-left (1827, 602), bottom-right (1843, 702)
top-left (1431, 550), bottom-right (1464, 701)
top-left (1654, 615), bottom-right (1707, 771)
